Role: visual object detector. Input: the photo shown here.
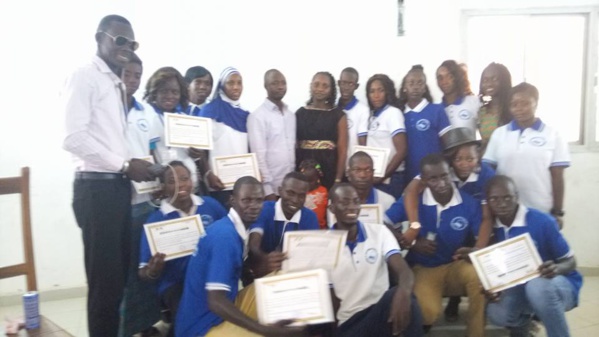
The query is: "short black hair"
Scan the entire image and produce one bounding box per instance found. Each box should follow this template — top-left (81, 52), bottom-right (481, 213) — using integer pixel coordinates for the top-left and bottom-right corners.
top-left (510, 82), bottom-right (539, 103)
top-left (184, 66), bottom-right (212, 85)
top-left (419, 153), bottom-right (448, 174)
top-left (341, 67), bottom-right (359, 82)
top-left (348, 151), bottom-right (373, 167)
top-left (97, 14), bottom-right (131, 33)
top-left (328, 182), bottom-right (355, 202)
top-left (484, 175), bottom-right (517, 198)
top-left (143, 66), bottom-right (189, 109)
top-left (232, 176), bottom-right (262, 196)
top-left (160, 160), bottom-right (189, 183)
top-left (128, 52), bottom-right (142, 66)
top-left (283, 171), bottom-right (310, 184)
top-left (264, 68), bottom-right (282, 84)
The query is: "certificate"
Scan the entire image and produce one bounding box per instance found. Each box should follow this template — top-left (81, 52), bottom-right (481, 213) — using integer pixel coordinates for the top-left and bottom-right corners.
top-left (282, 230), bottom-right (347, 272)
top-left (352, 146), bottom-right (390, 178)
top-left (328, 204), bottom-right (383, 226)
top-left (164, 113), bottom-right (213, 149)
top-left (131, 156), bottom-right (161, 194)
top-left (255, 269), bottom-right (335, 326)
top-left (212, 153), bottom-right (261, 189)
top-left (469, 233), bottom-right (543, 293)
top-left (143, 215), bottom-right (205, 261)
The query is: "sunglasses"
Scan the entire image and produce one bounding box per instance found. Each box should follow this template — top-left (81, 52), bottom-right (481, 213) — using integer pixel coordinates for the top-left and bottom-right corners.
top-left (100, 31), bottom-right (139, 51)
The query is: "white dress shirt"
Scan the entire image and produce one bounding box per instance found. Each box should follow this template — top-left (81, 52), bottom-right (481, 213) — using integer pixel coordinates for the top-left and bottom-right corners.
top-left (248, 98), bottom-right (296, 196)
top-left (63, 56), bottom-right (129, 172)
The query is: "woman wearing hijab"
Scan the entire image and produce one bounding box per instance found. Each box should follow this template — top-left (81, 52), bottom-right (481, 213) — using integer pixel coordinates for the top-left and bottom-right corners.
top-left (198, 67), bottom-right (250, 206)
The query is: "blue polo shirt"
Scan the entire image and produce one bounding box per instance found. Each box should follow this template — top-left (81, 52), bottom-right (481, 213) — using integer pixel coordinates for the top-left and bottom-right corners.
top-left (386, 187), bottom-right (481, 267)
top-left (493, 205), bottom-right (583, 304)
top-left (139, 195), bottom-right (227, 295)
top-left (453, 163), bottom-right (495, 201)
top-left (249, 200), bottom-right (319, 253)
top-left (403, 99), bottom-right (452, 180)
top-left (176, 209), bottom-right (247, 337)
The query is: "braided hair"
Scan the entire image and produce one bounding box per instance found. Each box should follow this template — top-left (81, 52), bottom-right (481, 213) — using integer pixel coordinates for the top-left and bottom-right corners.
top-left (398, 65), bottom-right (434, 110)
top-left (307, 71), bottom-right (337, 108)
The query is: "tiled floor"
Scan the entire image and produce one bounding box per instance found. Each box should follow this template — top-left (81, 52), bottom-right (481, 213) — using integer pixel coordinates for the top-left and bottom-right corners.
top-left (1, 277), bottom-right (598, 336)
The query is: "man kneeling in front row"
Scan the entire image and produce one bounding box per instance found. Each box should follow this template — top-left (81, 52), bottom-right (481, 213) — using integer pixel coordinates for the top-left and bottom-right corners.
top-left (329, 183), bottom-right (424, 337)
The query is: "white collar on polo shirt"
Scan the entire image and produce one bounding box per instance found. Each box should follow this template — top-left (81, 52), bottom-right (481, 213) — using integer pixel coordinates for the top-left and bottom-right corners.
top-left (274, 199), bottom-right (302, 224)
top-left (422, 185), bottom-right (462, 210)
top-left (228, 208), bottom-right (250, 259)
top-left (160, 194), bottom-right (204, 217)
top-left (494, 204), bottom-right (528, 228)
top-left (404, 98), bottom-right (429, 113)
top-left (450, 167), bottom-right (479, 188)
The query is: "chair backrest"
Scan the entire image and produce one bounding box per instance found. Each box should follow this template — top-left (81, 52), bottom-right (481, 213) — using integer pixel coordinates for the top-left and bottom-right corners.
top-left (0, 167), bottom-right (37, 291)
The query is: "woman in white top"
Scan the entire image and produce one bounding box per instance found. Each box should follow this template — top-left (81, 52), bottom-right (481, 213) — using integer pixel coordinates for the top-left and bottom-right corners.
top-left (365, 74), bottom-right (407, 199)
top-left (436, 60), bottom-right (481, 133)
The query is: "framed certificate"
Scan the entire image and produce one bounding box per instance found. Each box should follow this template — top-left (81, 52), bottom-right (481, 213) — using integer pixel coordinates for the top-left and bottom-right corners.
top-left (164, 113), bottom-right (213, 149)
top-left (212, 153), bottom-right (261, 189)
top-left (255, 269), bottom-right (335, 326)
top-left (328, 204), bottom-right (383, 226)
top-left (282, 230), bottom-right (347, 272)
top-left (143, 215), bottom-right (205, 261)
top-left (469, 233), bottom-right (543, 293)
top-left (131, 156), bottom-right (161, 194)
top-left (352, 146), bottom-right (390, 178)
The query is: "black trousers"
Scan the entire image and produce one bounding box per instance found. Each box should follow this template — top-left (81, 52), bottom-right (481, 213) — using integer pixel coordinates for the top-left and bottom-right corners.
top-left (73, 177), bottom-right (132, 337)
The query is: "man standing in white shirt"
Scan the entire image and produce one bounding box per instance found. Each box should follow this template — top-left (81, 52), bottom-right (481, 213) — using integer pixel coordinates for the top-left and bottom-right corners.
top-left (338, 67), bottom-right (369, 159)
top-left (62, 15), bottom-right (154, 337)
top-left (248, 69), bottom-right (295, 200)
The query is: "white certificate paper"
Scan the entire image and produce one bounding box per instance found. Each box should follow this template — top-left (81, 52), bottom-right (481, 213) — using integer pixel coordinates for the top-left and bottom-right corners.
top-left (143, 215), bottom-right (205, 261)
top-left (164, 113), bottom-right (213, 149)
top-left (328, 204), bottom-right (383, 226)
top-left (469, 233), bottom-right (543, 292)
top-left (255, 269), bottom-right (335, 326)
top-left (212, 153), bottom-right (261, 189)
top-left (352, 146), bottom-right (390, 178)
top-left (131, 156), bottom-right (161, 194)
top-left (282, 230), bottom-right (347, 272)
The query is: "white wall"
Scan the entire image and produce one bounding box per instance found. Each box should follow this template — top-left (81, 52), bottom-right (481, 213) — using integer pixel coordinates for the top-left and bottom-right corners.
top-left (0, 0), bottom-right (597, 297)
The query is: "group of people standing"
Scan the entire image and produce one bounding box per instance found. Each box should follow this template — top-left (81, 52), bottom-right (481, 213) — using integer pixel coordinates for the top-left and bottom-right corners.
top-left (62, 14), bottom-right (581, 337)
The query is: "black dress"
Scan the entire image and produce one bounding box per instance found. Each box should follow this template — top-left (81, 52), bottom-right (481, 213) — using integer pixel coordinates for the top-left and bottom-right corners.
top-left (296, 107), bottom-right (346, 189)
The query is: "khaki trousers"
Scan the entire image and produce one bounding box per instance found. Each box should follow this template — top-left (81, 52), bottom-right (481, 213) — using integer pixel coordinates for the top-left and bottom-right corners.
top-left (205, 284), bottom-right (262, 337)
top-left (413, 260), bottom-right (485, 337)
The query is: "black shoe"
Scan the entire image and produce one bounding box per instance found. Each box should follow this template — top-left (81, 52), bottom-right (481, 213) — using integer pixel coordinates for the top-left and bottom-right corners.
top-left (444, 296), bottom-right (461, 322)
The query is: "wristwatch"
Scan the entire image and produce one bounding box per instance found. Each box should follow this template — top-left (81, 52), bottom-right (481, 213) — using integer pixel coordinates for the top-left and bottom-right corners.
top-left (409, 221), bottom-right (421, 230)
top-left (121, 160), bottom-right (130, 173)
top-left (551, 209), bottom-right (565, 217)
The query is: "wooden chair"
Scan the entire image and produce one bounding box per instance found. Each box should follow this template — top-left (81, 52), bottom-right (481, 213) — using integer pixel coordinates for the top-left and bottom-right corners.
top-left (0, 167), bottom-right (37, 291)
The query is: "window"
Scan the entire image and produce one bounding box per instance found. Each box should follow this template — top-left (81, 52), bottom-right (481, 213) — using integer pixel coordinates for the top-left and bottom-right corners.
top-left (463, 8), bottom-right (599, 147)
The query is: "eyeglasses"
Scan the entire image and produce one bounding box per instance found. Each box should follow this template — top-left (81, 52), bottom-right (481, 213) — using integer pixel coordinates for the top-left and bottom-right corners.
top-left (100, 31), bottom-right (139, 51)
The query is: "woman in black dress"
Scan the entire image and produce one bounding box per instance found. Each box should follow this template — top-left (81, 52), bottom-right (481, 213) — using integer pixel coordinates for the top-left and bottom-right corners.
top-left (296, 72), bottom-right (348, 189)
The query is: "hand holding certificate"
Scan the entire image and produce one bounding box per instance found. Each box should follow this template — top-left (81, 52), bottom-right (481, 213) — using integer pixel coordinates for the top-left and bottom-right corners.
top-left (255, 269), bottom-right (334, 326)
top-left (164, 113), bottom-right (213, 149)
top-left (352, 146), bottom-right (390, 178)
top-left (143, 215), bottom-right (205, 261)
top-left (282, 230), bottom-right (347, 272)
top-left (469, 233), bottom-right (543, 293)
top-left (131, 156), bottom-right (161, 194)
top-left (212, 153), bottom-right (261, 189)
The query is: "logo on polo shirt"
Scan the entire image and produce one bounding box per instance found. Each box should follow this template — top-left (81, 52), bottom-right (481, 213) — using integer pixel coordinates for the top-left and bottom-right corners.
top-left (369, 120), bottom-right (380, 131)
top-left (365, 248), bottom-right (378, 264)
top-left (449, 216), bottom-right (469, 231)
top-left (415, 119), bottom-right (430, 131)
top-left (137, 119), bottom-right (149, 132)
top-left (458, 110), bottom-right (471, 120)
top-left (347, 118), bottom-right (354, 129)
top-left (529, 137), bottom-right (547, 147)
top-left (201, 214), bottom-right (215, 227)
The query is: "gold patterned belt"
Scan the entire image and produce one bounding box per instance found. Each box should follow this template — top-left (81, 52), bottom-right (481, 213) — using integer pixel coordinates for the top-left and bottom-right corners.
top-left (298, 140), bottom-right (336, 150)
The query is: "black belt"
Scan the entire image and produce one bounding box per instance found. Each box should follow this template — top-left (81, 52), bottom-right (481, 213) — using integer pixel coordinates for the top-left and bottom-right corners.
top-left (75, 172), bottom-right (127, 180)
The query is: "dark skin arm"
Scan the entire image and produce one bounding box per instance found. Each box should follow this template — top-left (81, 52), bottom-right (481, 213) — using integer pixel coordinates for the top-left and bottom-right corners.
top-left (138, 253), bottom-right (166, 281)
top-left (126, 158), bottom-right (154, 182)
top-left (335, 116), bottom-right (349, 182)
top-left (207, 290), bottom-right (308, 337)
top-left (248, 232), bottom-right (286, 278)
top-left (550, 166), bottom-right (566, 229)
top-left (387, 254), bottom-right (414, 335)
top-left (454, 204), bottom-right (493, 260)
top-left (374, 133), bottom-right (407, 185)
top-left (401, 178), bottom-right (425, 246)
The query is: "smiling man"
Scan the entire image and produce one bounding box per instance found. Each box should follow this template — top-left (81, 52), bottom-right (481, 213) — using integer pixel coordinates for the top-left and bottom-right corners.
top-left (384, 154), bottom-right (484, 337)
top-left (62, 14), bottom-right (155, 337)
top-left (248, 172), bottom-right (319, 278)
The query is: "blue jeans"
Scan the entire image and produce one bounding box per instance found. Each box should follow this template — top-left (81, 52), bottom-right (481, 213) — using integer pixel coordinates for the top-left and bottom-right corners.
top-left (487, 276), bottom-right (576, 337)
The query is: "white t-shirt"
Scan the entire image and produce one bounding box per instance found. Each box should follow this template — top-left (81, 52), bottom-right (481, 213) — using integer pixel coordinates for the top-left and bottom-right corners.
top-left (344, 98), bottom-right (369, 157)
top-left (444, 95), bottom-right (481, 132)
top-left (366, 105), bottom-right (406, 171)
top-left (483, 120), bottom-right (570, 212)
